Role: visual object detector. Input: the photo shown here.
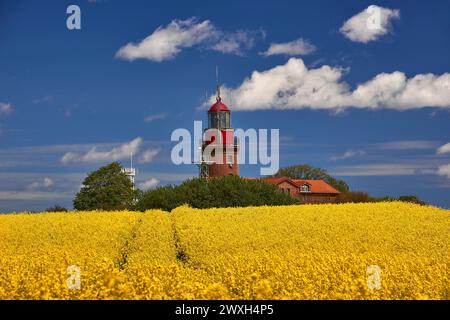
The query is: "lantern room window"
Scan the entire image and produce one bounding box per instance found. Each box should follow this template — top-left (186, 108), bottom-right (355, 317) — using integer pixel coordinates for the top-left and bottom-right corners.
top-left (222, 112), bottom-right (230, 128)
top-left (208, 111), bottom-right (230, 129)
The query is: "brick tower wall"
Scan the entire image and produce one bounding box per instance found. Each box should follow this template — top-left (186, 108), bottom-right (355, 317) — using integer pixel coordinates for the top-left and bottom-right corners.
top-left (207, 145), bottom-right (239, 177)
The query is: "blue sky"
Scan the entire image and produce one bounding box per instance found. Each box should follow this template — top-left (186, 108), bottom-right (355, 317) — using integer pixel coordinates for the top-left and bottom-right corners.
top-left (1, 0), bottom-right (450, 212)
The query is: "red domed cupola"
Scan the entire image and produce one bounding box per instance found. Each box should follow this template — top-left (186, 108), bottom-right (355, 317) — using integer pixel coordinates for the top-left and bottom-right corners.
top-left (208, 96), bottom-right (230, 112)
top-left (207, 87), bottom-right (231, 129)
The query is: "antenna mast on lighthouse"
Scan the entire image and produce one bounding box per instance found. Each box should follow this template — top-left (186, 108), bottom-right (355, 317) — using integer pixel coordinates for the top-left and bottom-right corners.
top-left (216, 65), bottom-right (220, 96)
top-left (215, 65), bottom-right (222, 131)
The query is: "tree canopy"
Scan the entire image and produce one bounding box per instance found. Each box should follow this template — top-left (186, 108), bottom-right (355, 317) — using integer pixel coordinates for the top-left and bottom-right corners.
top-left (135, 175), bottom-right (298, 211)
top-left (73, 162), bottom-right (138, 211)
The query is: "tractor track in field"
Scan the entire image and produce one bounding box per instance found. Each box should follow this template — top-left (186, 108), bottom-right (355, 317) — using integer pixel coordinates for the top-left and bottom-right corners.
top-left (170, 214), bottom-right (190, 266)
top-left (116, 213), bottom-right (193, 270)
top-left (115, 217), bottom-right (143, 270)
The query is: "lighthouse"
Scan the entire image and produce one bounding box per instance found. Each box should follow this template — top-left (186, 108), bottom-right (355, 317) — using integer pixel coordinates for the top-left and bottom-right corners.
top-left (200, 85), bottom-right (239, 177)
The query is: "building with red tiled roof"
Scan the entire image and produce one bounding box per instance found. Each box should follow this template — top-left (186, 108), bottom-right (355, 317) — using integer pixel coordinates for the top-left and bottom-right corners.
top-left (254, 177), bottom-right (340, 203)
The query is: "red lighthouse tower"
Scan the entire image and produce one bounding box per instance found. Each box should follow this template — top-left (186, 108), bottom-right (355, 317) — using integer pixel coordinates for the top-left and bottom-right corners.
top-left (201, 86), bottom-right (239, 177)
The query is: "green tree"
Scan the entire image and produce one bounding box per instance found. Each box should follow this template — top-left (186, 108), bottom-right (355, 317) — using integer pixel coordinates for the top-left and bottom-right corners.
top-left (74, 162), bottom-right (138, 211)
top-left (135, 176), bottom-right (298, 211)
top-left (273, 164), bottom-right (349, 193)
top-left (135, 185), bottom-right (181, 211)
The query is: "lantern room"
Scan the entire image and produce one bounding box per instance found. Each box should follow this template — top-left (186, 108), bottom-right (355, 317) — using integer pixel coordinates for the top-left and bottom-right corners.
top-left (208, 96), bottom-right (230, 129)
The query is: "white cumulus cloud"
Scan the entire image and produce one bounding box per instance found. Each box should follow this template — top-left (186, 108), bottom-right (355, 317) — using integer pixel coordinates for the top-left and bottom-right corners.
top-left (138, 148), bottom-right (160, 164)
top-left (340, 5), bottom-right (400, 43)
top-left (210, 30), bottom-right (263, 55)
top-left (116, 18), bottom-right (261, 62)
top-left (116, 18), bottom-right (215, 62)
top-left (60, 137), bottom-right (142, 164)
top-left (437, 142), bottom-right (450, 155)
top-left (218, 58), bottom-right (450, 111)
top-left (262, 38), bottom-right (316, 56)
top-left (139, 178), bottom-right (160, 190)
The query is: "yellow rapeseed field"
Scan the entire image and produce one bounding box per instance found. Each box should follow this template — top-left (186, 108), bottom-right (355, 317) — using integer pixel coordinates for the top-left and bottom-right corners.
top-left (0, 202), bottom-right (448, 299)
